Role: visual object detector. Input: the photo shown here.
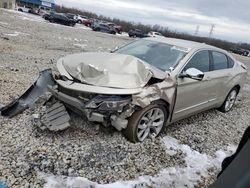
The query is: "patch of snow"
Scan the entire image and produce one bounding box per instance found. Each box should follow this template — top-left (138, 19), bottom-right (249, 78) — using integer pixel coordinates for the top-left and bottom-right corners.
top-left (73, 44), bottom-right (88, 49)
top-left (42, 136), bottom-right (236, 188)
top-left (3, 31), bottom-right (30, 37)
top-left (161, 136), bottom-right (236, 187)
top-left (21, 16), bottom-right (44, 23)
top-left (116, 32), bottom-right (129, 37)
top-left (43, 176), bottom-right (134, 188)
top-left (213, 145), bottom-right (237, 167)
top-left (0, 21), bottom-right (8, 25)
top-left (76, 24), bottom-right (92, 30)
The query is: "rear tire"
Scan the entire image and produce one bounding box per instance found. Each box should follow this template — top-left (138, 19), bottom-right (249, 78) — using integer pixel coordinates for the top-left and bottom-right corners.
top-left (123, 103), bottom-right (167, 143)
top-left (218, 87), bottom-right (239, 113)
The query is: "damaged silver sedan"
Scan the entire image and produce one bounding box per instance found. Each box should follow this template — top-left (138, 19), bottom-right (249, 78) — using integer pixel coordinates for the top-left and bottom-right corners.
top-left (1, 38), bottom-right (247, 142)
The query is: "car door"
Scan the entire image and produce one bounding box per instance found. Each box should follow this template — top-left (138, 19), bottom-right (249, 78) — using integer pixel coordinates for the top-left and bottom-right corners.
top-left (209, 51), bottom-right (234, 103)
top-left (54, 14), bottom-right (60, 23)
top-left (172, 50), bottom-right (219, 121)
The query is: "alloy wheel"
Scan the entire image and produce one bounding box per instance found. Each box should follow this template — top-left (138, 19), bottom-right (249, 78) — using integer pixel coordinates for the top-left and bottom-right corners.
top-left (224, 90), bottom-right (237, 111)
top-left (137, 107), bottom-right (165, 141)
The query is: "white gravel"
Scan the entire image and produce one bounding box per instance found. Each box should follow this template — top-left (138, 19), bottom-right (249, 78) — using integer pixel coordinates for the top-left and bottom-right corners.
top-left (0, 9), bottom-right (250, 188)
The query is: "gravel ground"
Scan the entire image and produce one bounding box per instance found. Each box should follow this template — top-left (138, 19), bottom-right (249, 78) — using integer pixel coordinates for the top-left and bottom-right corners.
top-left (0, 9), bottom-right (250, 188)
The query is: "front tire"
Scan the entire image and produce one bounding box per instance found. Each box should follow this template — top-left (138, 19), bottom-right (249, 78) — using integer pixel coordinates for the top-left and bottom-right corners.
top-left (218, 87), bottom-right (238, 112)
top-left (123, 103), bottom-right (167, 143)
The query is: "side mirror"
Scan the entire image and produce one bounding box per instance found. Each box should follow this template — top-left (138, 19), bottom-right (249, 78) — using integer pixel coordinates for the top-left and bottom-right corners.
top-left (179, 68), bottom-right (204, 81)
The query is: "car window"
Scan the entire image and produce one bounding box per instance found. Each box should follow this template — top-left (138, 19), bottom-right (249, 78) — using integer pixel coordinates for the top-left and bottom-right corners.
top-left (227, 56), bottom-right (235, 68)
top-left (183, 50), bottom-right (210, 72)
top-left (212, 51), bottom-right (228, 70)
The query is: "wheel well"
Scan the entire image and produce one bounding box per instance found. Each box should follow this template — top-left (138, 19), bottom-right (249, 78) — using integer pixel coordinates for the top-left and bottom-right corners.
top-left (152, 99), bottom-right (170, 113)
top-left (234, 85), bottom-right (241, 93)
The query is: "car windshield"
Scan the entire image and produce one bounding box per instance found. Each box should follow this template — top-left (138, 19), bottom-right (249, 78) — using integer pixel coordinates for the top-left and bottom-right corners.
top-left (115, 40), bottom-right (188, 71)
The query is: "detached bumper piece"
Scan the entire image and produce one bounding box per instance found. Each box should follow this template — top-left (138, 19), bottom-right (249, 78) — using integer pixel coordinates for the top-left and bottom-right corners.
top-left (33, 101), bottom-right (71, 131)
top-left (0, 69), bottom-right (56, 117)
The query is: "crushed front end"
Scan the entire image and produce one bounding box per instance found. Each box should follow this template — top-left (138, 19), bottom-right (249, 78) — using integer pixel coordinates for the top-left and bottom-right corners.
top-left (46, 79), bottom-right (135, 131)
top-left (1, 52), bottom-right (167, 132)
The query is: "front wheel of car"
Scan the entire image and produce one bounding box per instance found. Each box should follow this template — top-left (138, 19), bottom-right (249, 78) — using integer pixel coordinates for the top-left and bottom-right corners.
top-left (219, 87), bottom-right (238, 113)
top-left (123, 103), bottom-right (167, 143)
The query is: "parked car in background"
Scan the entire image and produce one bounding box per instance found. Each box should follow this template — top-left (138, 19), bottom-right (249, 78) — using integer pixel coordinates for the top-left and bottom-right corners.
top-left (28, 8), bottom-right (40, 15)
top-left (148, 31), bottom-right (163, 37)
top-left (75, 15), bottom-right (91, 26)
top-left (16, 5), bottom-right (31, 13)
top-left (65, 13), bottom-right (77, 21)
top-left (128, 29), bottom-right (149, 38)
top-left (107, 23), bottom-right (123, 34)
top-left (230, 47), bottom-right (249, 56)
top-left (42, 12), bottom-right (52, 20)
top-left (45, 13), bottom-right (76, 27)
top-left (92, 23), bottom-right (116, 34)
top-left (38, 6), bottom-right (52, 16)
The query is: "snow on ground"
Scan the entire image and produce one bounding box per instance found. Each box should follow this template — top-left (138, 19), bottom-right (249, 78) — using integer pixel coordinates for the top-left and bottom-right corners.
top-left (75, 24), bottom-right (92, 30)
top-left (3, 31), bottom-right (30, 37)
top-left (0, 21), bottom-right (8, 25)
top-left (21, 15), bottom-right (44, 22)
top-left (116, 32), bottom-right (129, 37)
top-left (2, 8), bottom-right (44, 23)
top-left (42, 136), bottom-right (236, 188)
top-left (73, 43), bottom-right (88, 49)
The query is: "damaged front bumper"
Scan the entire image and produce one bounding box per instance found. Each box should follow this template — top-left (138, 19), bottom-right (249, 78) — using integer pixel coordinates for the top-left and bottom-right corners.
top-left (48, 84), bottom-right (133, 130)
top-left (1, 69), bottom-right (134, 131)
top-left (0, 69), bottom-right (56, 117)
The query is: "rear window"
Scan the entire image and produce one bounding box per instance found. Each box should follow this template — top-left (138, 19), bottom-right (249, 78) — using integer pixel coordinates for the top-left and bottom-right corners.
top-left (212, 52), bottom-right (228, 70)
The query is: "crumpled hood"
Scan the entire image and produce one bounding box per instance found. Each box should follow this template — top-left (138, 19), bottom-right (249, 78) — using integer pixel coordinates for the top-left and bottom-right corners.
top-left (57, 52), bottom-right (166, 89)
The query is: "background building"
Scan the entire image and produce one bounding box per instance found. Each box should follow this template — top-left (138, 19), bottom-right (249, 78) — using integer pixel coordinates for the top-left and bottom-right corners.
top-left (16, 0), bottom-right (55, 12)
top-left (0, 0), bottom-right (16, 9)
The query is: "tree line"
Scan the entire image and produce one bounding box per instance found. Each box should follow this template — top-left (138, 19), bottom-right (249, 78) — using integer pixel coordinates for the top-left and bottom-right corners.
top-left (55, 5), bottom-right (250, 51)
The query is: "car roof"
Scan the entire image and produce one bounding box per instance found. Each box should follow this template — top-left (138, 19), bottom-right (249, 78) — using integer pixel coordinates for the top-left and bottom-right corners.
top-left (145, 37), bottom-right (226, 52)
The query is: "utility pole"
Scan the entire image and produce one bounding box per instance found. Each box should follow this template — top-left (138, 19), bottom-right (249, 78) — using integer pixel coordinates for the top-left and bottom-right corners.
top-left (194, 25), bottom-right (199, 35)
top-left (209, 24), bottom-right (215, 38)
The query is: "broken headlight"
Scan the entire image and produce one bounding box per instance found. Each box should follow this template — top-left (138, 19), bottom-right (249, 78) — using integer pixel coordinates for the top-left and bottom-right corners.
top-left (85, 95), bottom-right (131, 112)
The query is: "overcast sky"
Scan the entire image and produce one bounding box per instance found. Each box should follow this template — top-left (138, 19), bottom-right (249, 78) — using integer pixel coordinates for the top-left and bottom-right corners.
top-left (56, 0), bottom-right (250, 43)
